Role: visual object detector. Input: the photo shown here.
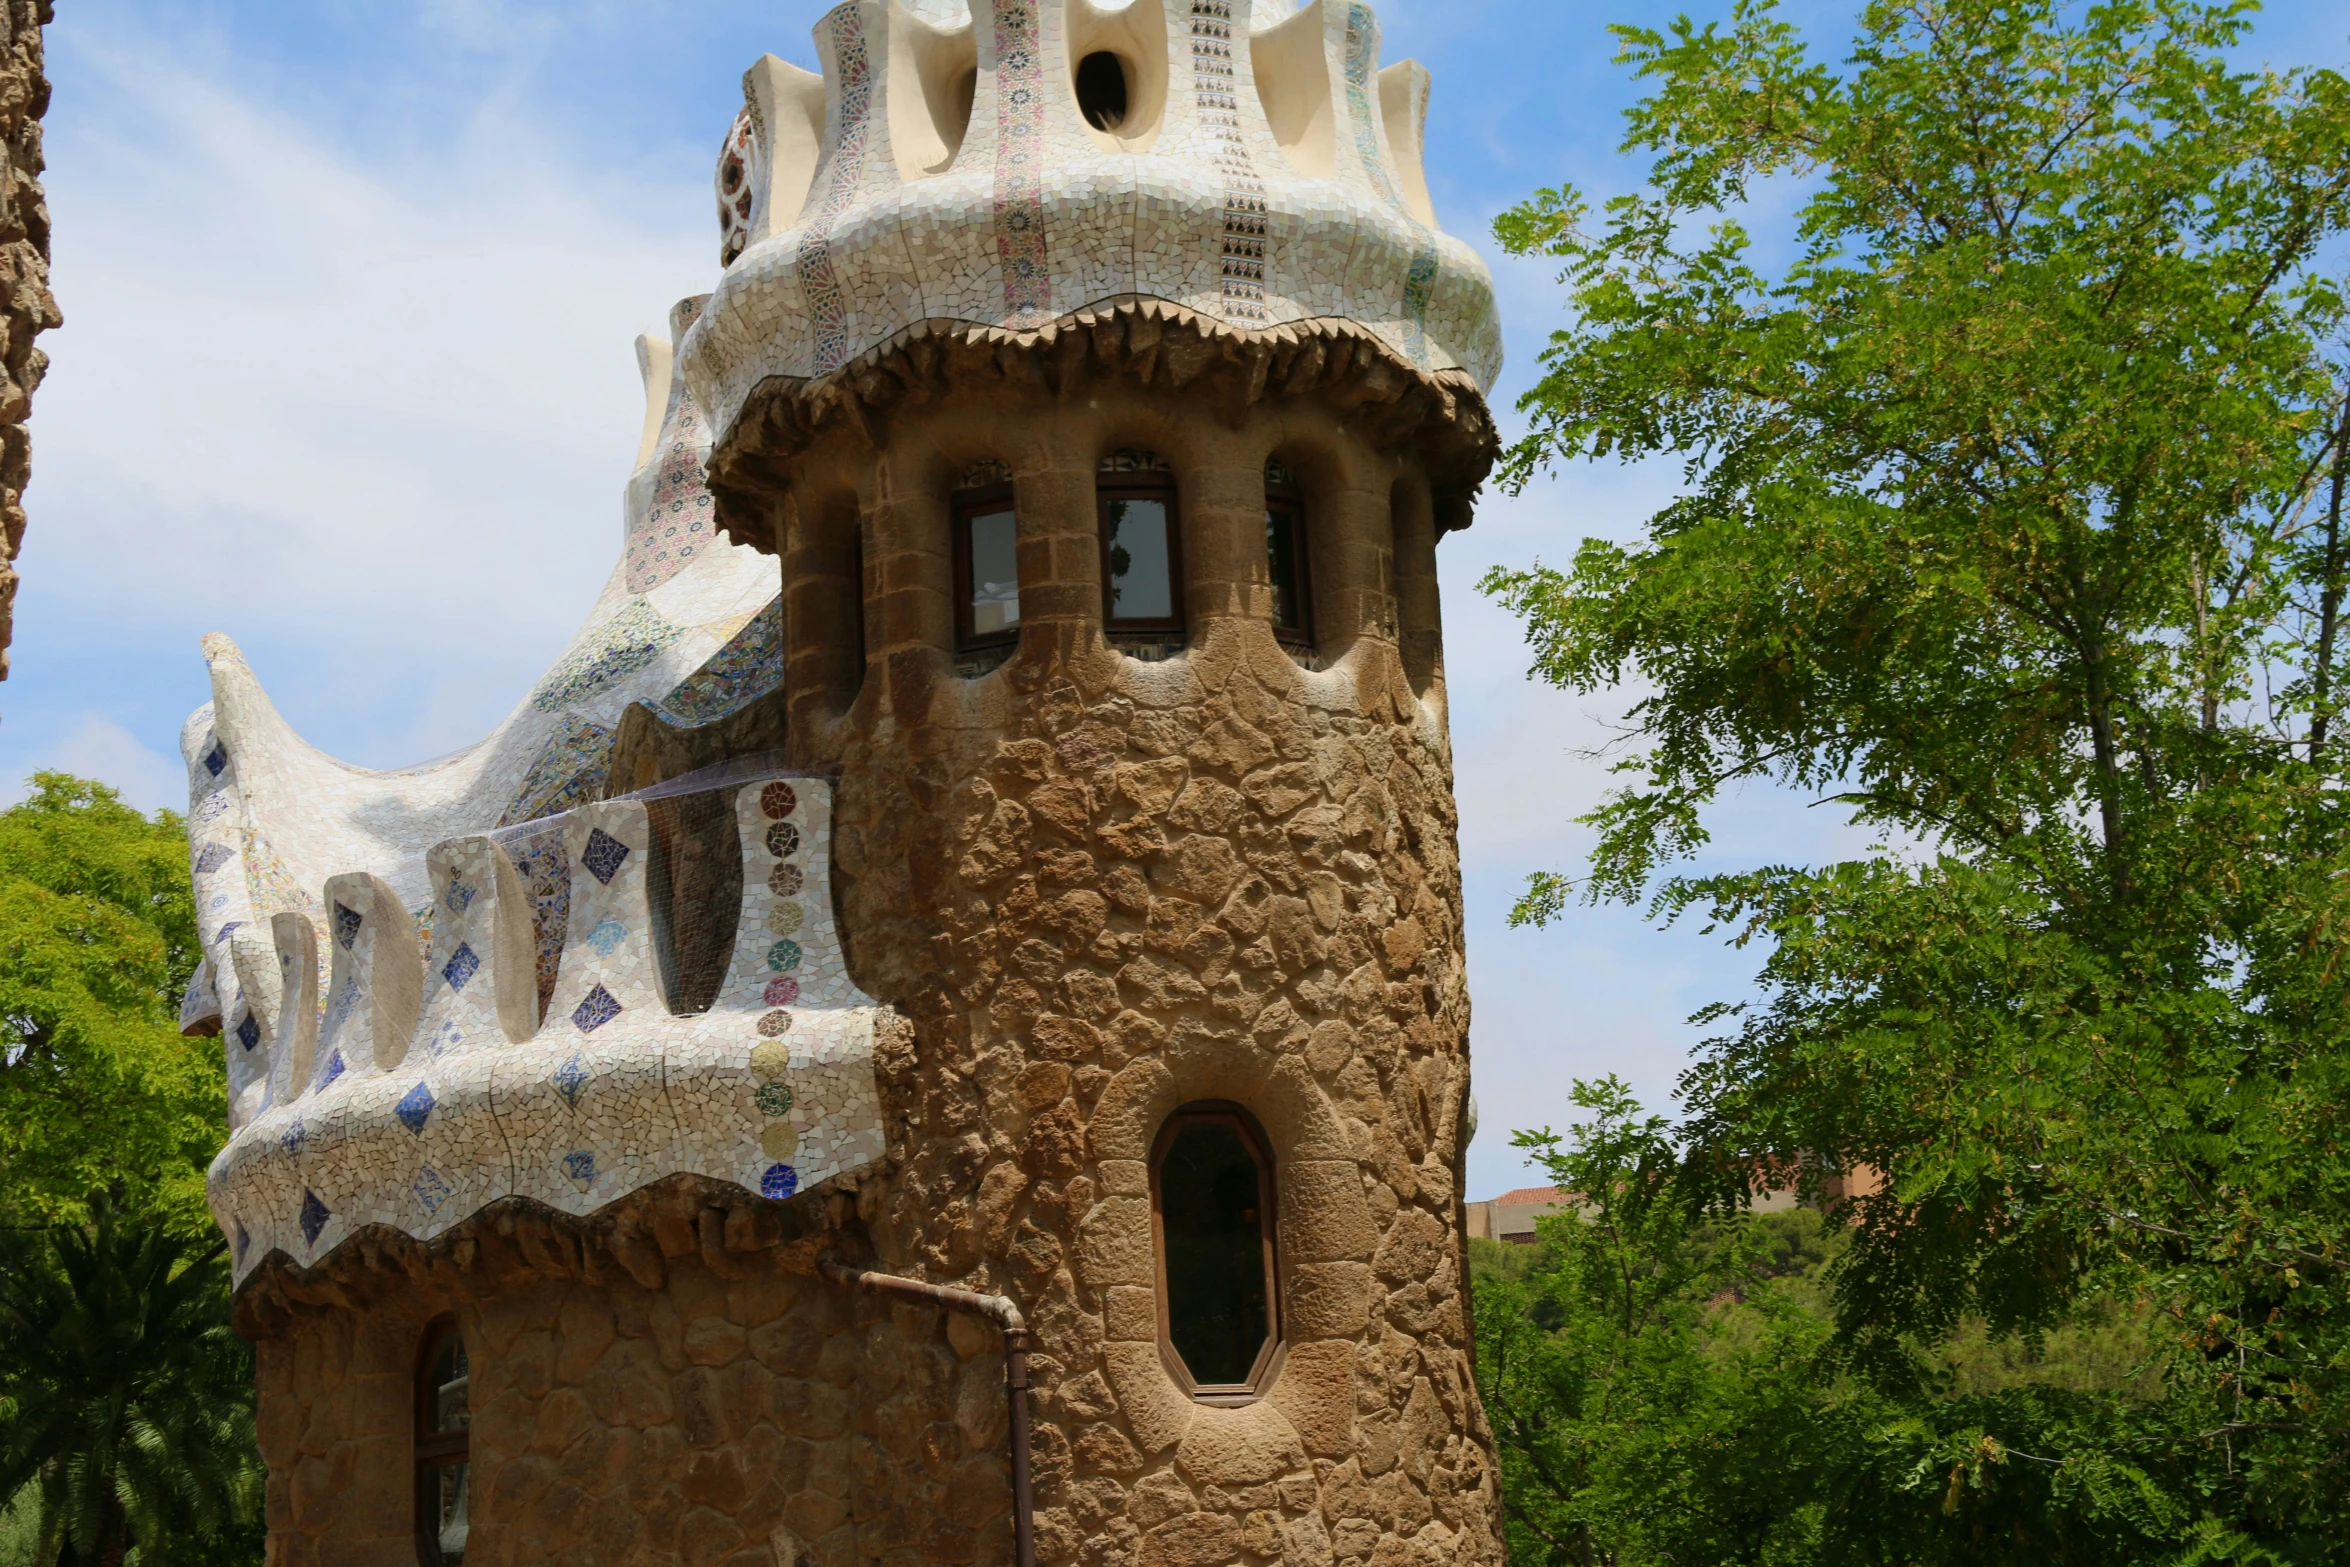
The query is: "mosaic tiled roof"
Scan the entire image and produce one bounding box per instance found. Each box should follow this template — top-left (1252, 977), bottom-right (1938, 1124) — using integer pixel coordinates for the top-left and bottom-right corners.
top-left (680, 0), bottom-right (1502, 446)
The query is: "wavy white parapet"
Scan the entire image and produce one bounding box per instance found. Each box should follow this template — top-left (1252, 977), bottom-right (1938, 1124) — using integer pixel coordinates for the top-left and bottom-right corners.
top-left (206, 776), bottom-right (884, 1282)
top-left (682, 0), bottom-right (1503, 442)
top-left (178, 299), bottom-right (786, 1052)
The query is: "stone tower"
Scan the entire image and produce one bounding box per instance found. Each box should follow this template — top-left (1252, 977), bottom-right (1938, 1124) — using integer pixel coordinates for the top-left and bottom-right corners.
top-left (195, 3), bottom-right (1504, 1566)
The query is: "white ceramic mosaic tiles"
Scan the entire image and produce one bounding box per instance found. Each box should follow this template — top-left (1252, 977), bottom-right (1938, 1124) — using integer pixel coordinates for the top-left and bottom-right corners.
top-left (178, 300), bottom-right (783, 1049)
top-left (204, 776), bottom-right (886, 1283)
top-left (679, 0), bottom-right (1504, 445)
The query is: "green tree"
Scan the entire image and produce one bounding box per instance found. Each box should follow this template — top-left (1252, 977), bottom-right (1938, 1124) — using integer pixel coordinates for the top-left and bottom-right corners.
top-left (1477, 1078), bottom-right (1842, 1564)
top-left (0, 774), bottom-right (217, 1232)
top-left (0, 1207), bottom-right (258, 1567)
top-left (1478, 1082), bottom-right (2202, 1565)
top-left (1487, 0), bottom-right (2350, 1554)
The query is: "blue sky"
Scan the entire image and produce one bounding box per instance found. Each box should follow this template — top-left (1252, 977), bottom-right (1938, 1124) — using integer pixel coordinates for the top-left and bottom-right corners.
top-left (6, 0), bottom-right (2343, 1199)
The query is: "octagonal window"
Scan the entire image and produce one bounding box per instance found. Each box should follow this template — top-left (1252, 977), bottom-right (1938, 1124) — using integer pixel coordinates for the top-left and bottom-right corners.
top-left (1152, 1104), bottom-right (1280, 1396)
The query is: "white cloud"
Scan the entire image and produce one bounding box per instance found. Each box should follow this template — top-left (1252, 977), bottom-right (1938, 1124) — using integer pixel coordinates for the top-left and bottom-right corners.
top-left (0, 714), bottom-right (186, 815)
top-left (29, 27), bottom-right (715, 763)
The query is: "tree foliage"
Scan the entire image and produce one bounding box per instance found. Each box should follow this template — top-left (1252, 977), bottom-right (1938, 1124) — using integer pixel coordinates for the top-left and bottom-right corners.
top-left (0, 774), bottom-right (218, 1232)
top-left (0, 1207), bottom-right (257, 1567)
top-left (1487, 0), bottom-right (2350, 1554)
top-left (1478, 1081), bottom-right (2216, 1565)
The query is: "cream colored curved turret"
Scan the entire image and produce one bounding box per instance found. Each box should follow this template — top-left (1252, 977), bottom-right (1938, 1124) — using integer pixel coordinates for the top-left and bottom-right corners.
top-left (682, 0), bottom-right (1500, 443)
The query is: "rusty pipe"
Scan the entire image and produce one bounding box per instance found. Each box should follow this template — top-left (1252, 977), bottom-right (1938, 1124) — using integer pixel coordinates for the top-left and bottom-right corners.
top-left (819, 1259), bottom-right (1034, 1567)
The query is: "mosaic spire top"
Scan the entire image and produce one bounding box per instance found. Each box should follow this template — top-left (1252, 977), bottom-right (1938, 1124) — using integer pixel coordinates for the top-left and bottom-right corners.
top-left (682, 0), bottom-right (1501, 443)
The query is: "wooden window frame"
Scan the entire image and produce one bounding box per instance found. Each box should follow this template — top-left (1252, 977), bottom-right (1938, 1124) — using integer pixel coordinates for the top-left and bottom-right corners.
top-left (414, 1316), bottom-right (469, 1567)
top-left (1097, 469), bottom-right (1186, 635)
top-left (1264, 468), bottom-right (1314, 648)
top-left (952, 479), bottom-right (1020, 654)
top-left (1148, 1101), bottom-right (1284, 1404)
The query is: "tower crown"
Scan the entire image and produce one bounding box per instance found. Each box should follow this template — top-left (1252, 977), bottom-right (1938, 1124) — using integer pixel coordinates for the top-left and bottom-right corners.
top-left (684, 0), bottom-right (1499, 442)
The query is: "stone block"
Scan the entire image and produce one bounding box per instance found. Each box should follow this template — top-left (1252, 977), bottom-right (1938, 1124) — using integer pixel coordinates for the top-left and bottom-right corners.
top-left (1281, 1162), bottom-right (1379, 1263)
top-left (1175, 1399), bottom-right (1311, 1488)
top-left (1102, 1343), bottom-right (1195, 1454)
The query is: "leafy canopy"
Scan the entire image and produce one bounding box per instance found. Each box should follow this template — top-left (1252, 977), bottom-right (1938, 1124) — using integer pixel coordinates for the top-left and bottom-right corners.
top-left (1480, 1080), bottom-right (2212, 1567)
top-left (1487, 0), bottom-right (2350, 1553)
top-left (0, 774), bottom-right (219, 1231)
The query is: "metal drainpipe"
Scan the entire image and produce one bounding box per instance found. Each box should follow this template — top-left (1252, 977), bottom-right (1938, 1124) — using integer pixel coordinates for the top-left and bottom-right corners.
top-left (818, 1259), bottom-right (1035, 1567)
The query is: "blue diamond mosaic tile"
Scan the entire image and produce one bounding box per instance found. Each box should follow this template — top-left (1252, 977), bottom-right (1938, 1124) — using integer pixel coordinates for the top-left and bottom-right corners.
top-left (234, 1222), bottom-right (250, 1264)
top-left (332, 902), bottom-right (363, 950)
top-left (235, 1013), bottom-right (261, 1051)
top-left (444, 874), bottom-right (475, 914)
top-left (298, 1189), bottom-right (330, 1246)
top-left (552, 1052), bottom-right (591, 1108)
top-left (280, 1117), bottom-right (306, 1155)
top-left (315, 1050), bottom-right (346, 1090)
top-left (194, 842), bottom-right (234, 876)
top-left (443, 942), bottom-right (480, 992)
top-left (396, 1082), bottom-right (436, 1134)
top-left (414, 1166), bottom-right (454, 1216)
top-left (203, 741), bottom-right (228, 777)
top-left (580, 828), bottom-right (631, 884)
top-left (571, 983), bottom-right (622, 1033)
top-left (430, 1020), bottom-right (462, 1058)
top-left (586, 918), bottom-right (628, 955)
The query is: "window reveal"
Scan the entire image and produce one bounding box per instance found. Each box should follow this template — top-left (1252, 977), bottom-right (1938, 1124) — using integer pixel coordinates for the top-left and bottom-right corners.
top-left (415, 1320), bottom-right (471, 1567)
top-left (1098, 451), bottom-right (1183, 635)
top-left (953, 465), bottom-right (1020, 652)
top-left (1152, 1106), bottom-right (1279, 1394)
top-left (1264, 459), bottom-right (1311, 642)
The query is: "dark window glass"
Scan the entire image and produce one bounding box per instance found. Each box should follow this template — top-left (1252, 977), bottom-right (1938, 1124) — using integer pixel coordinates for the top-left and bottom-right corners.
top-left (416, 1323), bottom-right (470, 1566)
top-left (967, 508), bottom-right (1019, 638)
top-left (1156, 1115), bottom-right (1275, 1389)
top-left (1103, 493), bottom-right (1177, 625)
top-left (1266, 502), bottom-right (1308, 636)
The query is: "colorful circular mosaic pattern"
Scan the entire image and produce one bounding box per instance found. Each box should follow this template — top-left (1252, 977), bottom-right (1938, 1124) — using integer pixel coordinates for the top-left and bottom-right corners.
top-left (766, 940), bottom-right (802, 973)
top-left (761, 1163), bottom-right (799, 1200)
top-left (767, 902), bottom-right (804, 937)
top-left (761, 1122), bottom-right (799, 1160)
top-left (757, 1009), bottom-right (794, 1037)
top-left (755, 1082), bottom-right (794, 1116)
top-left (768, 864), bottom-right (804, 897)
top-left (765, 822), bottom-right (802, 858)
top-left (761, 782), bottom-right (798, 820)
top-left (750, 1039), bottom-right (792, 1076)
top-left (763, 976), bottom-right (801, 1007)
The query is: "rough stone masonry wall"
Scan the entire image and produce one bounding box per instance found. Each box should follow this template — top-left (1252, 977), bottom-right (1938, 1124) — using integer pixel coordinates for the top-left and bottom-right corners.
top-left (244, 1186), bottom-right (1023, 1567)
top-left (734, 322), bottom-right (1509, 1567)
top-left (232, 320), bottom-right (1509, 1567)
top-left (0, 0), bottom-right (52, 680)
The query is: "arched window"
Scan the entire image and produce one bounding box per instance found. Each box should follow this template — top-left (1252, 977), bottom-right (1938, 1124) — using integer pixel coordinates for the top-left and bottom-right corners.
top-left (1099, 449), bottom-right (1184, 658)
top-left (415, 1319), bottom-right (470, 1567)
top-left (1151, 1104), bottom-right (1280, 1400)
top-left (953, 460), bottom-right (1019, 676)
top-left (1264, 458), bottom-right (1313, 647)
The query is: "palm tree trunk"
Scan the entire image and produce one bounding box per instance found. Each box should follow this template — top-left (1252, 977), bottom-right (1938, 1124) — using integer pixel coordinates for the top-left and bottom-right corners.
top-left (94, 1504), bottom-right (131, 1567)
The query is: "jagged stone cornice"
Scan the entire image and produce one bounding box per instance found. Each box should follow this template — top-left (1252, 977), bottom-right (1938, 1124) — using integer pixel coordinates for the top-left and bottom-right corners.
top-left (704, 298), bottom-right (1500, 547)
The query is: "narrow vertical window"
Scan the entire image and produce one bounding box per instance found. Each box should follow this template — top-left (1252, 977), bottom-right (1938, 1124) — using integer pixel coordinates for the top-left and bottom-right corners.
top-left (416, 1319), bottom-right (470, 1567)
top-left (1099, 450), bottom-right (1183, 647)
top-left (953, 460), bottom-right (1018, 676)
top-left (1264, 458), bottom-right (1312, 645)
top-left (1151, 1104), bottom-right (1280, 1399)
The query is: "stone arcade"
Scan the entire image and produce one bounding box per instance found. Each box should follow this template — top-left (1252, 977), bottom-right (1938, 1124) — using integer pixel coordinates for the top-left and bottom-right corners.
top-left (188, 2), bottom-right (1507, 1563)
